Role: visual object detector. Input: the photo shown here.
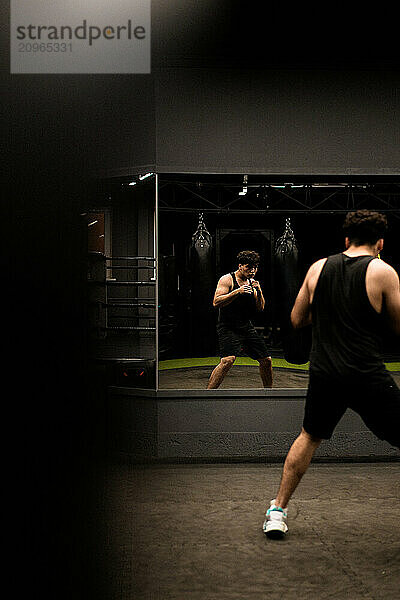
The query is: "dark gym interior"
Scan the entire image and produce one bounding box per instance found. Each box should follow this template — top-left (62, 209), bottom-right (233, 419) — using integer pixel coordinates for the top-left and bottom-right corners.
top-left (5, 1), bottom-right (400, 598)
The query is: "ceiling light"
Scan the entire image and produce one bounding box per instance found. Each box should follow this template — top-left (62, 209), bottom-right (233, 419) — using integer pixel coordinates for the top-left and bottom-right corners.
top-left (239, 174), bottom-right (248, 195)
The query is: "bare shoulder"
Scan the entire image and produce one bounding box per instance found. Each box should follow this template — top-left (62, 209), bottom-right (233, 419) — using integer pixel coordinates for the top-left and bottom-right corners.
top-left (219, 273), bottom-right (233, 284)
top-left (307, 258), bottom-right (328, 282)
top-left (305, 258), bottom-right (327, 299)
top-left (309, 258), bottom-right (328, 274)
top-left (217, 273), bottom-right (233, 290)
top-left (367, 259), bottom-right (399, 283)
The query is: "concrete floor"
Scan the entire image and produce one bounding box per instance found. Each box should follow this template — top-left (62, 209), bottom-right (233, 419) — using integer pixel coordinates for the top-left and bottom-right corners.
top-left (92, 460), bottom-right (400, 599)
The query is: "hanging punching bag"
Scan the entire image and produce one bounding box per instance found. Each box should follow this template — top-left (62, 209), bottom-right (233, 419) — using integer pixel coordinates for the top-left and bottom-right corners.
top-left (190, 213), bottom-right (215, 356)
top-left (274, 218), bottom-right (312, 364)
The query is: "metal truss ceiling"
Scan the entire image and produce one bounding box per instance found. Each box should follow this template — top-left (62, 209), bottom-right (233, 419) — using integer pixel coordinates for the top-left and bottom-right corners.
top-left (158, 180), bottom-right (400, 217)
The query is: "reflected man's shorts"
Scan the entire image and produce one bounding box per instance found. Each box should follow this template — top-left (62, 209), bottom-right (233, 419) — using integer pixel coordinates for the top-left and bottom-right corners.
top-left (217, 321), bottom-right (270, 360)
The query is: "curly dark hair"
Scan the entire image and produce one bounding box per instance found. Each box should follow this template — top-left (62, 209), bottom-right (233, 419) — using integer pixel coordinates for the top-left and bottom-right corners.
top-left (342, 210), bottom-right (387, 246)
top-left (237, 250), bottom-right (260, 267)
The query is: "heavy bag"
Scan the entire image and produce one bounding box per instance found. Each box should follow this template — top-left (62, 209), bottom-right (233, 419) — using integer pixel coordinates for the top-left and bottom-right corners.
top-left (189, 214), bottom-right (215, 355)
top-left (274, 219), bottom-right (312, 364)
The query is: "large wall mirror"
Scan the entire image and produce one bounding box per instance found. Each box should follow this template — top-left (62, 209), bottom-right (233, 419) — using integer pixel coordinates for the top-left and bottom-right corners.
top-left (157, 174), bottom-right (400, 390)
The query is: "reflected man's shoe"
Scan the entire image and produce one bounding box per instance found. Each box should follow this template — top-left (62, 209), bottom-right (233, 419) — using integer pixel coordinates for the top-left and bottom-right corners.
top-left (262, 499), bottom-right (288, 539)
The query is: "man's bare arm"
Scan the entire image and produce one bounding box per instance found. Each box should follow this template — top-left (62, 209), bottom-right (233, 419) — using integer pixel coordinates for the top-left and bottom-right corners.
top-left (251, 280), bottom-right (265, 311)
top-left (291, 259), bottom-right (326, 329)
top-left (213, 274), bottom-right (251, 308)
top-left (382, 265), bottom-right (400, 335)
top-left (291, 279), bottom-right (312, 329)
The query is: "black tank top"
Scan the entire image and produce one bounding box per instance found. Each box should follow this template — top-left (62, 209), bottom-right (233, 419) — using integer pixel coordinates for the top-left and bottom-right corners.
top-left (310, 253), bottom-right (385, 377)
top-left (218, 272), bottom-right (255, 326)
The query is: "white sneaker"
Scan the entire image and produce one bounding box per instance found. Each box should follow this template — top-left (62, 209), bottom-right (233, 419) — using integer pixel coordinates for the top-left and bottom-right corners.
top-left (262, 499), bottom-right (288, 539)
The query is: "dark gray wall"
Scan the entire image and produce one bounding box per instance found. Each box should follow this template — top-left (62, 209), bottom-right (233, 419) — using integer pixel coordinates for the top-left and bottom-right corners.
top-left (150, 1), bottom-right (400, 176)
top-left (6, 2), bottom-right (400, 183)
top-left (7, 75), bottom-right (156, 181)
top-left (154, 67), bottom-right (400, 175)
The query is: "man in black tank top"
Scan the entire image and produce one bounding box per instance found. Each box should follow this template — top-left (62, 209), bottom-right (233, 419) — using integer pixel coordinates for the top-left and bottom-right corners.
top-left (263, 210), bottom-right (400, 540)
top-left (207, 250), bottom-right (272, 388)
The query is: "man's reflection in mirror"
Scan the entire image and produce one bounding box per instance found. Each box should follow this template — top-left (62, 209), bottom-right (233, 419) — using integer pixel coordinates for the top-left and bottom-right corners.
top-left (207, 250), bottom-right (273, 388)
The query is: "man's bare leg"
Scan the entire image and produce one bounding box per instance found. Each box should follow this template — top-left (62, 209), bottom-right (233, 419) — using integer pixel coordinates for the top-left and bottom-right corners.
top-left (274, 428), bottom-right (322, 509)
top-left (207, 356), bottom-right (236, 389)
top-left (263, 429), bottom-right (322, 538)
top-left (258, 356), bottom-right (273, 388)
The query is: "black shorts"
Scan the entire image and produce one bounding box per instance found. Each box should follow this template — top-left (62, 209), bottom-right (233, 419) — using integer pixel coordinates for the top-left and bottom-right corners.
top-left (303, 370), bottom-right (400, 448)
top-left (216, 321), bottom-right (270, 360)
